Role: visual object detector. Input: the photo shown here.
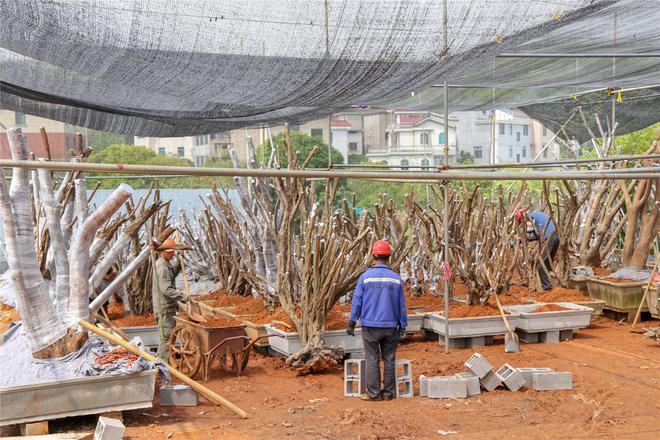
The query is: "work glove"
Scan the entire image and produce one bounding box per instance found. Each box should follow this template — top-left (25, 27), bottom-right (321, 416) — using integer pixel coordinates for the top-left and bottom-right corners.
top-left (346, 320), bottom-right (356, 336)
top-left (398, 327), bottom-right (407, 340)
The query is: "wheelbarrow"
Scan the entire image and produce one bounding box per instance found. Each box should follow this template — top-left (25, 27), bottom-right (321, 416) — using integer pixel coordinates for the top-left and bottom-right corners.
top-left (168, 316), bottom-right (282, 381)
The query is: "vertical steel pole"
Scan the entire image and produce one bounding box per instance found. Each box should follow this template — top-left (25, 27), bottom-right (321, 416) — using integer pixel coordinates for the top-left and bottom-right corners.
top-left (442, 0), bottom-right (450, 353)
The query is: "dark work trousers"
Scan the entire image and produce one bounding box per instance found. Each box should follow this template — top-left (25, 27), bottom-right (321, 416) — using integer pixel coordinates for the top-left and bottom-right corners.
top-left (539, 235), bottom-right (560, 291)
top-left (361, 326), bottom-right (399, 399)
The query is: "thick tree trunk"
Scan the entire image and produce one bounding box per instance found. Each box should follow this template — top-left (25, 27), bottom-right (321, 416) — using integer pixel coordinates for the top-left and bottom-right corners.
top-left (68, 183), bottom-right (133, 327)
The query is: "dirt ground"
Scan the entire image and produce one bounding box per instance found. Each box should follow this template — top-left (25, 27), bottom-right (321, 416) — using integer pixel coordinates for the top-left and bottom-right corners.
top-left (35, 316), bottom-right (659, 440)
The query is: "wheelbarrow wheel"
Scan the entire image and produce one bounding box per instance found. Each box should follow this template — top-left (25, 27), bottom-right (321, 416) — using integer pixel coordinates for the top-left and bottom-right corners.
top-left (168, 326), bottom-right (202, 378)
top-left (218, 340), bottom-right (251, 375)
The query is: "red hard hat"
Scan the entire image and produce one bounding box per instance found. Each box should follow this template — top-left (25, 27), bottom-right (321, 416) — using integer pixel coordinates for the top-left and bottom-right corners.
top-left (161, 237), bottom-right (176, 252)
top-left (371, 240), bottom-right (392, 256)
top-left (514, 208), bottom-right (526, 224)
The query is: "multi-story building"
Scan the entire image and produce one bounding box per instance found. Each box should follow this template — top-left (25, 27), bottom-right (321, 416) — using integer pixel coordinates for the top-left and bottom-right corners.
top-left (450, 110), bottom-right (560, 164)
top-left (0, 110), bottom-right (84, 159)
top-left (364, 111), bottom-right (457, 168)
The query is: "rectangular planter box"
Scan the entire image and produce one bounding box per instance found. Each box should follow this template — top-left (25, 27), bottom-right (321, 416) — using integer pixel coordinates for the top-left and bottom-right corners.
top-left (567, 276), bottom-right (590, 294)
top-left (407, 313), bottom-right (425, 332)
top-left (0, 370), bottom-right (156, 426)
top-left (503, 302), bottom-right (593, 332)
top-left (422, 312), bottom-right (519, 338)
top-left (265, 325), bottom-right (364, 356)
top-left (586, 277), bottom-right (647, 312)
top-left (648, 286), bottom-right (659, 319)
top-left (121, 325), bottom-right (160, 348)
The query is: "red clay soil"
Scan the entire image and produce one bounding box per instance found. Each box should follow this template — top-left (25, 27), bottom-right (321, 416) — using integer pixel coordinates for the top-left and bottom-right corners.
top-left (106, 301), bottom-right (125, 320)
top-left (191, 316), bottom-right (242, 328)
top-left (62, 317), bottom-right (656, 440)
top-left (531, 303), bottom-right (572, 313)
top-left (194, 288), bottom-right (229, 302)
top-left (605, 277), bottom-right (644, 284)
top-left (258, 306), bottom-right (349, 332)
top-left (112, 314), bottom-right (157, 328)
top-left (534, 287), bottom-right (589, 303)
top-left (593, 266), bottom-right (613, 276)
top-left (448, 302), bottom-right (509, 318)
top-left (0, 301), bottom-right (20, 334)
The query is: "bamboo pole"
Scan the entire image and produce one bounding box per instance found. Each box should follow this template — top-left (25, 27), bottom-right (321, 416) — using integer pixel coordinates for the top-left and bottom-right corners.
top-left (78, 319), bottom-right (249, 419)
top-left (1, 159), bottom-right (658, 181)
top-left (632, 240), bottom-right (659, 328)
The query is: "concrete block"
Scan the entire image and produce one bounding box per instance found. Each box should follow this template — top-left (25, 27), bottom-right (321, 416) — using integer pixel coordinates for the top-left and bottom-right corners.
top-left (560, 329), bottom-right (575, 341)
top-left (495, 363), bottom-right (525, 391)
top-left (419, 375), bottom-right (429, 397)
top-left (480, 370), bottom-right (502, 392)
top-left (466, 336), bottom-right (486, 348)
top-left (427, 377), bottom-right (468, 399)
top-left (94, 416), bottom-right (125, 440)
top-left (517, 330), bottom-right (539, 343)
top-left (396, 377), bottom-right (414, 398)
top-left (20, 421), bottom-right (48, 436)
top-left (517, 368), bottom-right (553, 387)
top-left (344, 359), bottom-right (366, 397)
top-left (464, 353), bottom-right (492, 379)
top-left (438, 336), bottom-right (467, 348)
top-left (532, 371), bottom-right (573, 391)
top-left (160, 385), bottom-right (199, 406)
top-left (454, 372), bottom-right (481, 396)
top-left (395, 359), bottom-right (412, 380)
top-left (539, 330), bottom-right (560, 344)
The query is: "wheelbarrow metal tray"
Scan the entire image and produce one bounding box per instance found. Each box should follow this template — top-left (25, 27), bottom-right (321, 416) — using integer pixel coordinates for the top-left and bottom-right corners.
top-left (0, 370), bottom-right (156, 426)
top-left (120, 325), bottom-right (160, 348)
top-left (265, 325), bottom-right (364, 356)
top-left (174, 317), bottom-right (246, 354)
top-left (503, 302), bottom-right (593, 331)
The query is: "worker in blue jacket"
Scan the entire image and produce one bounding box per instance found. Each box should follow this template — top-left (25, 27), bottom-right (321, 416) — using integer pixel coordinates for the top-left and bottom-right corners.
top-left (347, 240), bottom-right (407, 401)
top-left (516, 209), bottom-right (558, 291)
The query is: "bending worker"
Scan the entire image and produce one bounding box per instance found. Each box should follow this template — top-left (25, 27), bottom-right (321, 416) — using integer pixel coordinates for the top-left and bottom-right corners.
top-left (153, 237), bottom-right (185, 359)
top-left (516, 209), bottom-right (558, 291)
top-left (347, 240), bottom-right (407, 401)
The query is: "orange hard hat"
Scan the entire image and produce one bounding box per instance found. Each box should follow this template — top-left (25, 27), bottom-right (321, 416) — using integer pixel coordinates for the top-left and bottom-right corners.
top-left (371, 240), bottom-right (392, 256)
top-left (514, 208), bottom-right (526, 224)
top-left (161, 237), bottom-right (176, 252)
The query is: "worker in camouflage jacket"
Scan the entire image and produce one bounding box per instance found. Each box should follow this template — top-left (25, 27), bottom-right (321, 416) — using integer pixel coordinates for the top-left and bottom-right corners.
top-left (153, 237), bottom-right (185, 359)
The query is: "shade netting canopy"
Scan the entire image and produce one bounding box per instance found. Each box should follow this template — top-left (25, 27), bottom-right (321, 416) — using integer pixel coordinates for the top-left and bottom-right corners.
top-left (0, 0), bottom-right (657, 138)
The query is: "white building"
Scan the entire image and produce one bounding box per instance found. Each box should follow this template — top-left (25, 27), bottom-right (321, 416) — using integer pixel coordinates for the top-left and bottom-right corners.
top-left (330, 116), bottom-right (364, 161)
top-left (365, 111), bottom-right (457, 168)
top-left (451, 110), bottom-right (560, 164)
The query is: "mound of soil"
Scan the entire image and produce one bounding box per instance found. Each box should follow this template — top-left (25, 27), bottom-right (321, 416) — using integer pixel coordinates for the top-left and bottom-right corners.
top-left (406, 292), bottom-right (445, 310)
top-left (195, 288), bottom-right (229, 302)
top-left (259, 306), bottom-right (349, 332)
top-left (535, 288), bottom-right (588, 303)
top-left (198, 316), bottom-right (242, 328)
top-left (0, 302), bottom-right (20, 334)
top-left (531, 304), bottom-right (571, 313)
top-left (448, 302), bottom-right (508, 318)
top-left (112, 314), bottom-right (157, 328)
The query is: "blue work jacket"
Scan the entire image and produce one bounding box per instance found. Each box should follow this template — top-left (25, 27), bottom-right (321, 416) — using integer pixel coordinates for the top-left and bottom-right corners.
top-left (350, 264), bottom-right (407, 329)
top-left (530, 211), bottom-right (556, 240)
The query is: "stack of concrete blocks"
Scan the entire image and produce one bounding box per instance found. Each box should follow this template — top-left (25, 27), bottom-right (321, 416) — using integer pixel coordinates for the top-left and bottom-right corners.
top-left (419, 373), bottom-right (479, 399)
top-left (495, 364), bottom-right (525, 391)
top-left (465, 352), bottom-right (502, 392)
top-left (517, 329), bottom-right (575, 344)
top-left (517, 367), bottom-right (553, 387)
top-left (94, 416), bottom-right (125, 440)
top-left (454, 372), bottom-right (481, 396)
top-left (395, 359), bottom-right (413, 398)
top-left (343, 359), bottom-right (367, 397)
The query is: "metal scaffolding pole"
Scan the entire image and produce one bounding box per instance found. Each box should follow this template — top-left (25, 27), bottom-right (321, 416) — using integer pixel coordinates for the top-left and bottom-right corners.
top-left (1, 160), bottom-right (657, 181)
top-left (442, 0), bottom-right (450, 353)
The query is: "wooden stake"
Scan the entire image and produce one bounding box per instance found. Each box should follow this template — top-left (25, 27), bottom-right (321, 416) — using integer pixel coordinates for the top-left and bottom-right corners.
top-left (632, 239), bottom-right (659, 328)
top-left (78, 319), bottom-right (249, 419)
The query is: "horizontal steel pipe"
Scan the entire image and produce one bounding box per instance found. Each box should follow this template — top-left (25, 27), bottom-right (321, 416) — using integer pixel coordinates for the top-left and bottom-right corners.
top-left (0, 159), bottom-right (658, 181)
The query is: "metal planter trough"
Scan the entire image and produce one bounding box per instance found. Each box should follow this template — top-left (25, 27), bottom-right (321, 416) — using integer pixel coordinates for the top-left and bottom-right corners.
top-left (422, 312), bottom-right (519, 338)
top-left (0, 370), bottom-right (157, 426)
top-left (586, 277), bottom-right (647, 314)
top-left (265, 325), bottom-right (364, 356)
top-left (120, 325), bottom-right (160, 348)
top-left (503, 302), bottom-right (593, 332)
